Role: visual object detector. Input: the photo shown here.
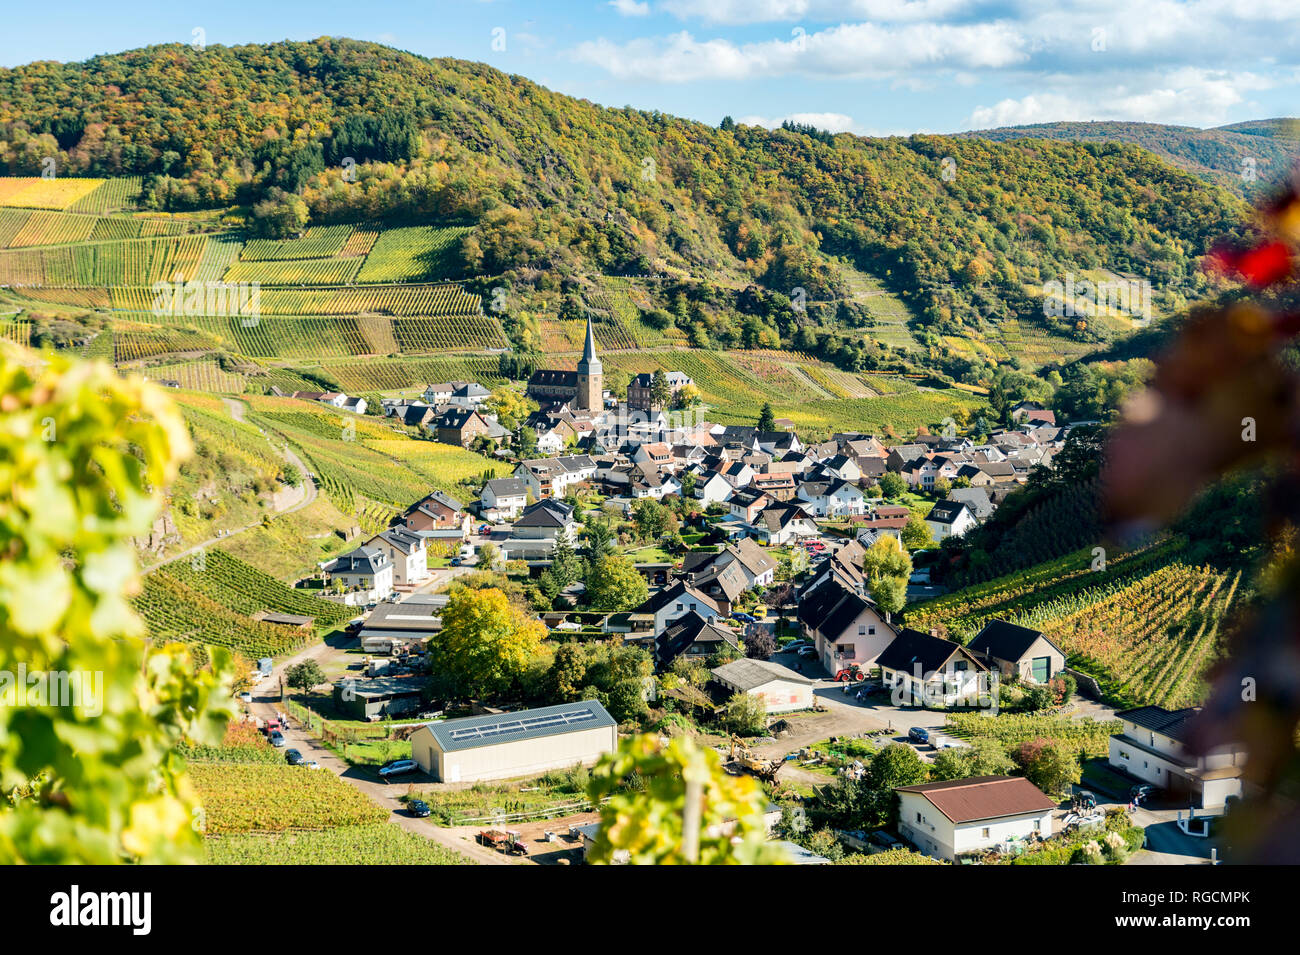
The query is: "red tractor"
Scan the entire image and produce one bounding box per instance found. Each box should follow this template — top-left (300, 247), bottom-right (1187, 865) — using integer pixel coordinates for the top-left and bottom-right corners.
top-left (835, 665), bottom-right (866, 682)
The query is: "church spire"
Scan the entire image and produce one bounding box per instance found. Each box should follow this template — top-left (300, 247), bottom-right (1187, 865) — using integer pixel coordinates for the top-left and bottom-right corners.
top-left (578, 314), bottom-right (602, 372)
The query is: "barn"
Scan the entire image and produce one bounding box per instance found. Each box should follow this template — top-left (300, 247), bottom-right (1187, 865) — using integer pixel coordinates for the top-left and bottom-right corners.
top-left (408, 700), bottom-right (618, 783)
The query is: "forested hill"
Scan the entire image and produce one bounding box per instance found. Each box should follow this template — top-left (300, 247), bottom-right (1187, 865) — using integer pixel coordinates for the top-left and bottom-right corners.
top-left (963, 119), bottom-right (1300, 196)
top-left (0, 38), bottom-right (1248, 347)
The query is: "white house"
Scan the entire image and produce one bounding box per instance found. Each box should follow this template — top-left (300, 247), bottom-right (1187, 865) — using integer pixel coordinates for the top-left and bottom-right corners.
top-left (367, 527), bottom-right (428, 587)
top-left (1107, 706), bottom-right (1246, 809)
top-left (897, 776), bottom-right (1056, 862)
top-left (481, 477), bottom-right (529, 519)
top-left (515, 455), bottom-right (598, 499)
top-left (694, 470), bottom-right (734, 506)
top-left (711, 658), bottom-right (816, 715)
top-left (323, 545), bottom-right (394, 601)
top-left (925, 500), bottom-right (977, 540)
top-left (876, 628), bottom-right (989, 708)
top-left (635, 581), bottom-right (723, 637)
top-left (796, 479), bottom-right (866, 518)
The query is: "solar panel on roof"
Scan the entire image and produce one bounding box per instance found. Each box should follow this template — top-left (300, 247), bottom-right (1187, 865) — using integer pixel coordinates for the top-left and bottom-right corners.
top-left (445, 708), bottom-right (598, 743)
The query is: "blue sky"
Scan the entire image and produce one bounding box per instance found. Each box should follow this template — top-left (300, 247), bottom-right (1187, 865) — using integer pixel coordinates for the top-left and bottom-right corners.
top-left (2, 1), bottom-right (1297, 135)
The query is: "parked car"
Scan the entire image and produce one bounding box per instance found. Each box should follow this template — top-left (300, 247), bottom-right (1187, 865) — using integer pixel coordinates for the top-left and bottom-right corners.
top-left (407, 799), bottom-right (432, 818)
top-left (263, 719), bottom-right (281, 736)
top-left (268, 731), bottom-right (286, 748)
top-left (731, 611), bottom-right (757, 624)
top-left (450, 557), bottom-right (462, 567)
top-left (869, 830), bottom-right (903, 850)
top-left (797, 646), bottom-right (818, 659)
top-left (300, 759), bottom-right (321, 769)
top-left (781, 640), bottom-right (811, 654)
top-left (238, 691), bottom-right (253, 703)
top-left (907, 727), bottom-right (930, 745)
top-left (378, 758), bottom-right (419, 779)
top-left (285, 748), bottom-right (303, 765)
top-left (1129, 784), bottom-right (1156, 804)
top-left (752, 606), bottom-right (767, 619)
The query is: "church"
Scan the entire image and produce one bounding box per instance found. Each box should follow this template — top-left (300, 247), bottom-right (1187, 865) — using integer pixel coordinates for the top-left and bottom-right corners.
top-left (525, 314), bottom-right (604, 413)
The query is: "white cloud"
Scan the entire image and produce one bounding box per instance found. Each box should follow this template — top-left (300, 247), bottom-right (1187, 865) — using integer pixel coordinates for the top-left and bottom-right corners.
top-left (736, 111), bottom-right (858, 132)
top-left (966, 69), bottom-right (1277, 129)
top-left (570, 21), bottom-right (1027, 82)
top-left (609, 0), bottom-right (651, 16)
top-left (660, 0), bottom-right (978, 25)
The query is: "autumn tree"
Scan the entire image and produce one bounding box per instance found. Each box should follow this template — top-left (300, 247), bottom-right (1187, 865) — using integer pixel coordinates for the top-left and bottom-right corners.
top-left (862, 535), bottom-right (912, 618)
top-left (1011, 738), bottom-right (1081, 795)
top-left (585, 554), bottom-right (649, 610)
top-left (427, 586), bottom-right (545, 698)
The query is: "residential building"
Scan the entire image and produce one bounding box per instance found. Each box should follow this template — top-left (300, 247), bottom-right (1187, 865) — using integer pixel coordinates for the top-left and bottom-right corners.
top-left (925, 500), bottom-right (977, 540)
top-left (367, 527), bottom-right (429, 587)
top-left (634, 581), bottom-right (723, 636)
top-left (897, 776), bottom-right (1056, 862)
top-left (1108, 706), bottom-right (1246, 809)
top-left (796, 479), bottom-right (866, 518)
top-left (655, 612), bottom-right (741, 669)
top-left (627, 371), bottom-right (693, 411)
top-left (797, 580), bottom-right (896, 677)
top-left (968, 620), bottom-right (1066, 684)
top-left (480, 477), bottom-right (529, 519)
top-left (876, 628), bottom-right (988, 707)
top-left (323, 545), bottom-right (394, 600)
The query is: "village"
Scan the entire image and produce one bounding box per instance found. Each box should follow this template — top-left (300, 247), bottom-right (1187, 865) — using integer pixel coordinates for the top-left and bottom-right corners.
top-left (233, 317), bottom-right (1245, 866)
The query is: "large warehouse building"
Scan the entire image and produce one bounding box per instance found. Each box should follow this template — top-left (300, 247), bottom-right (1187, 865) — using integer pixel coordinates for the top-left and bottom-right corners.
top-left (408, 700), bottom-right (618, 783)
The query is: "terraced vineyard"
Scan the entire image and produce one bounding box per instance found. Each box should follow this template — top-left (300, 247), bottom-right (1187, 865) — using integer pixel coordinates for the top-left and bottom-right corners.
top-left (355, 224), bottom-right (470, 283)
top-left (0, 235), bottom-right (207, 286)
top-left (134, 569), bottom-right (319, 660)
top-left (244, 394), bottom-right (501, 511)
top-left (164, 549), bottom-right (354, 627)
top-left (224, 255), bottom-right (363, 286)
top-left (241, 225), bottom-right (353, 260)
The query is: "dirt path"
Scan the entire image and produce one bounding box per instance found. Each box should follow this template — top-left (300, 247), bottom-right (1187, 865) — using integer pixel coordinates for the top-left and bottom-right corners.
top-left (140, 398), bottom-right (319, 574)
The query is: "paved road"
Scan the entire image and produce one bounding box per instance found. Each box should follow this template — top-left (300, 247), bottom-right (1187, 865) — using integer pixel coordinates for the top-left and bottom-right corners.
top-left (140, 398), bottom-right (319, 574)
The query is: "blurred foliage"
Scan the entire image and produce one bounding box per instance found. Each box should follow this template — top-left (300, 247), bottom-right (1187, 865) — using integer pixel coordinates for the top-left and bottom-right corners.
top-left (0, 345), bottom-right (235, 862)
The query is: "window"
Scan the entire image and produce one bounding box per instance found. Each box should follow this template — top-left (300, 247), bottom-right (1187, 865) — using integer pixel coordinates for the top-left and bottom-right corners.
top-left (675, 603), bottom-right (683, 612)
top-left (858, 624), bottom-right (866, 635)
top-left (1034, 820), bottom-right (1042, 832)
top-left (916, 812), bottom-right (923, 823)
top-left (868, 626), bottom-right (875, 635)
top-left (981, 828), bottom-right (990, 838)
top-left (1119, 750), bottom-right (1130, 760)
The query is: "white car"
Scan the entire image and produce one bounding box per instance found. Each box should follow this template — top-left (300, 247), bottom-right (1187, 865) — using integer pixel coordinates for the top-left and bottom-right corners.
top-left (238, 691), bottom-right (253, 703)
top-left (377, 758), bottom-right (419, 779)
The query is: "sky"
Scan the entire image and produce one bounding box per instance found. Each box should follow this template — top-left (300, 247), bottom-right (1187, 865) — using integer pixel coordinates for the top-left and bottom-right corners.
top-left (1, 0), bottom-right (1297, 136)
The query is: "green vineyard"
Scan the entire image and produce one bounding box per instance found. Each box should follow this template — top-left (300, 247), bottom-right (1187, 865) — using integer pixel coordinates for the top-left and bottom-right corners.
top-left (908, 542), bottom-right (1242, 708)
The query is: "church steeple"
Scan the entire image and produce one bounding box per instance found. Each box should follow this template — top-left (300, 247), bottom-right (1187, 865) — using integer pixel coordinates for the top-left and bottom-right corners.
top-left (575, 314), bottom-right (603, 412)
top-left (578, 314), bottom-right (602, 373)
